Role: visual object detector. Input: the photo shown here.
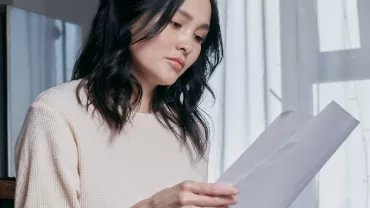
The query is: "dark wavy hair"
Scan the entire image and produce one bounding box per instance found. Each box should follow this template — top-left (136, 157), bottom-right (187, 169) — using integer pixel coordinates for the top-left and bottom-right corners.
top-left (71, 0), bottom-right (223, 158)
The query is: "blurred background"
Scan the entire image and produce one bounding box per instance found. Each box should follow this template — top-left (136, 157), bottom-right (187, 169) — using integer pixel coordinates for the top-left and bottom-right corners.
top-left (1, 0), bottom-right (370, 207)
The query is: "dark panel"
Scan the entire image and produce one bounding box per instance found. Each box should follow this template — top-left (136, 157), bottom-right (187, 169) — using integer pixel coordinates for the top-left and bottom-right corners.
top-left (0, 5), bottom-right (8, 178)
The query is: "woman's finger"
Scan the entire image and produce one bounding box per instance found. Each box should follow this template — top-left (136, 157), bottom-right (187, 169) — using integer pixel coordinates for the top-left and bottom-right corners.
top-left (179, 191), bottom-right (237, 207)
top-left (178, 181), bottom-right (239, 196)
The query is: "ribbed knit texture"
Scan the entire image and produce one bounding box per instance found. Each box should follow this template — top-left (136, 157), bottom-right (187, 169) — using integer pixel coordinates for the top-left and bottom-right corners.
top-left (14, 80), bottom-right (208, 208)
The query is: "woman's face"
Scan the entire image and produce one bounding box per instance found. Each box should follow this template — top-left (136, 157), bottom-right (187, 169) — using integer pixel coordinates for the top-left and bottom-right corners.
top-left (130, 0), bottom-right (212, 88)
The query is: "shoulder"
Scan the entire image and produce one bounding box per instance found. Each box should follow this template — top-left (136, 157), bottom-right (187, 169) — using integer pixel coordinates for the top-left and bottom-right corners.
top-left (30, 79), bottom-right (87, 114)
top-left (21, 79), bottom-right (90, 130)
top-left (18, 80), bottom-right (88, 143)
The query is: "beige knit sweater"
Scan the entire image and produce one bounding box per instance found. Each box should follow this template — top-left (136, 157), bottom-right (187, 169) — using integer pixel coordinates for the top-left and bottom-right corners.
top-left (14, 80), bottom-right (208, 208)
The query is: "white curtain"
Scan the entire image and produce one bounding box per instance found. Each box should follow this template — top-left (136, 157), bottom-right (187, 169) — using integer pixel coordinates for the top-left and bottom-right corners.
top-left (7, 6), bottom-right (82, 177)
top-left (202, 0), bottom-right (370, 207)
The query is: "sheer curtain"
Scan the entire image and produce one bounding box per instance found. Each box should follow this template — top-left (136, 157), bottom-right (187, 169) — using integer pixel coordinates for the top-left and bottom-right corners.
top-left (7, 6), bottom-right (82, 176)
top-left (202, 0), bottom-right (370, 207)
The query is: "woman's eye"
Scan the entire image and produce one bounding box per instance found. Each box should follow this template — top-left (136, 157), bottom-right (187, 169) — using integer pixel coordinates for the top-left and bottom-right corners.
top-left (170, 21), bottom-right (182, 28)
top-left (194, 35), bottom-right (205, 44)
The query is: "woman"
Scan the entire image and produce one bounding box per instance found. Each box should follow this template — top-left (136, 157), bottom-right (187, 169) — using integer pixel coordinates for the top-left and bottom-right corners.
top-left (15, 0), bottom-right (239, 207)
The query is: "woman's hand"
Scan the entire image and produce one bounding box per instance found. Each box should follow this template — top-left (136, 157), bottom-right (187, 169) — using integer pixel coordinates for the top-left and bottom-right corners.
top-left (134, 180), bottom-right (239, 208)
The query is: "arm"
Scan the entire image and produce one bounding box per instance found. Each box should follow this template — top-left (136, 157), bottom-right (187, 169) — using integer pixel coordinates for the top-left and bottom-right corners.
top-left (15, 105), bottom-right (80, 208)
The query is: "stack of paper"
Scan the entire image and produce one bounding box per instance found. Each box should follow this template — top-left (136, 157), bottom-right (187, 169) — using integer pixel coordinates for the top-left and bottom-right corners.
top-left (217, 101), bottom-right (359, 208)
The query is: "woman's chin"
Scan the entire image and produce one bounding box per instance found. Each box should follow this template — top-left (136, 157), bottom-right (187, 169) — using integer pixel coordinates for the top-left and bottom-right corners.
top-left (158, 78), bottom-right (179, 86)
top-left (156, 73), bottom-right (181, 86)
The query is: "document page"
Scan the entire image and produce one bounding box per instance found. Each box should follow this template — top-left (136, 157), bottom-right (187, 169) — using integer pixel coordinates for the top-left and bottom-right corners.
top-left (217, 101), bottom-right (359, 208)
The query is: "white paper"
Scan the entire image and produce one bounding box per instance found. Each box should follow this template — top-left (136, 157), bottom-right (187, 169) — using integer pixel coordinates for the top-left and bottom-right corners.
top-left (217, 101), bottom-right (359, 208)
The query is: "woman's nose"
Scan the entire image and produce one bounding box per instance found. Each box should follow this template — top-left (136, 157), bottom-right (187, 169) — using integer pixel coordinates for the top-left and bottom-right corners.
top-left (176, 32), bottom-right (193, 54)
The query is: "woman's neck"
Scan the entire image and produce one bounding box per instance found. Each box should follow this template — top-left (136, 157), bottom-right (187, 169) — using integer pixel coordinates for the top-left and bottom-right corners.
top-left (135, 90), bottom-right (154, 113)
top-left (130, 67), bottom-right (157, 114)
top-left (131, 80), bottom-right (156, 114)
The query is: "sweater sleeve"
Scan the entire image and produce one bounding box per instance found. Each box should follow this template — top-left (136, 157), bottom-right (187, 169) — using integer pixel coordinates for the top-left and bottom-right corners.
top-left (15, 104), bottom-right (81, 208)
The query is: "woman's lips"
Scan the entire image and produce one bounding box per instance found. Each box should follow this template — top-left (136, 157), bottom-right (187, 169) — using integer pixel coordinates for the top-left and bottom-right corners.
top-left (166, 57), bottom-right (185, 72)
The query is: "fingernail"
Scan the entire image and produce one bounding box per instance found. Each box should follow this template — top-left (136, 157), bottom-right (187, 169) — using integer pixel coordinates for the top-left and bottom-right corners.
top-left (222, 183), bottom-right (239, 193)
top-left (232, 186), bottom-right (239, 193)
top-left (233, 195), bottom-right (239, 203)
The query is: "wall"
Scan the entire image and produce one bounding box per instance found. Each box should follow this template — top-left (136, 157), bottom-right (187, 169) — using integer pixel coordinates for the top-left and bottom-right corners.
top-left (0, 0), bottom-right (12, 5)
top-left (1, 0), bottom-right (99, 37)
